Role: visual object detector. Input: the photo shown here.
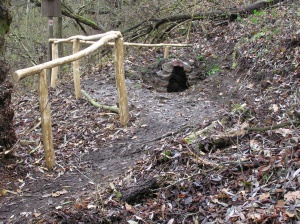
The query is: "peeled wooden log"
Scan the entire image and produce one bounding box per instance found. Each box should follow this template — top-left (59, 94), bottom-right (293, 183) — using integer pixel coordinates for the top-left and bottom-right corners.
top-left (81, 90), bottom-right (119, 114)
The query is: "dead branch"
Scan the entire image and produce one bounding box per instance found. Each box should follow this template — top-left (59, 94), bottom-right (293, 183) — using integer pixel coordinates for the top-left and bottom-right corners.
top-left (81, 90), bottom-right (119, 114)
top-left (124, 0), bottom-right (287, 42)
top-left (153, 0), bottom-right (286, 29)
top-left (185, 119), bottom-right (300, 151)
top-left (246, 120), bottom-right (300, 132)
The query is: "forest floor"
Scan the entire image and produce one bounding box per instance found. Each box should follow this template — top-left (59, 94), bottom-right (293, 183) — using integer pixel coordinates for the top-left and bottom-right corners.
top-left (1, 4), bottom-right (300, 224)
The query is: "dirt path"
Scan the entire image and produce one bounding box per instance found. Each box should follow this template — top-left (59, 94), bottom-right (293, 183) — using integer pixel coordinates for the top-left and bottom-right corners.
top-left (0, 68), bottom-right (231, 222)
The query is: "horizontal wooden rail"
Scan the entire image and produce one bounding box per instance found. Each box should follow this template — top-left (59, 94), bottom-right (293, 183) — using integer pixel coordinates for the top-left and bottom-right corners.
top-left (13, 31), bottom-right (122, 82)
top-left (49, 38), bottom-right (193, 48)
top-left (48, 31), bottom-right (121, 43)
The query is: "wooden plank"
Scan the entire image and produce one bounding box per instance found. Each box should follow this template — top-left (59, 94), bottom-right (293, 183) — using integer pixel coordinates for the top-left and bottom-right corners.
top-left (38, 69), bottom-right (55, 169)
top-left (72, 39), bottom-right (81, 99)
top-left (51, 42), bottom-right (59, 87)
top-left (114, 37), bottom-right (129, 126)
top-left (13, 31), bottom-right (122, 82)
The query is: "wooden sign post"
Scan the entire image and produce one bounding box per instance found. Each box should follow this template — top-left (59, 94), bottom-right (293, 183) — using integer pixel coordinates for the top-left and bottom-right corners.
top-left (41, 0), bottom-right (62, 80)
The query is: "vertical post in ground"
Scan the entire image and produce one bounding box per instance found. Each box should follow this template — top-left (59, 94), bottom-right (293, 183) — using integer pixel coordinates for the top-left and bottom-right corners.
top-left (72, 39), bottom-right (81, 99)
top-left (38, 69), bottom-right (55, 169)
top-left (164, 46), bottom-right (170, 59)
top-left (50, 42), bottom-right (59, 87)
top-left (47, 17), bottom-right (54, 82)
top-left (114, 37), bottom-right (129, 126)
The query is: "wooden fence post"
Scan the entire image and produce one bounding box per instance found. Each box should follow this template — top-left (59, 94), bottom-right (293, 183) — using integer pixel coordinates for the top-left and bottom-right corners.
top-left (72, 39), bottom-right (81, 99)
top-left (114, 37), bottom-right (129, 126)
top-left (164, 46), bottom-right (170, 58)
top-left (38, 69), bottom-right (55, 169)
top-left (51, 42), bottom-right (59, 87)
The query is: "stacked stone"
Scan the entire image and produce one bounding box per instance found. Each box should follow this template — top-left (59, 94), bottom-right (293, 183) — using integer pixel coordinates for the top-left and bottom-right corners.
top-left (142, 59), bottom-right (192, 92)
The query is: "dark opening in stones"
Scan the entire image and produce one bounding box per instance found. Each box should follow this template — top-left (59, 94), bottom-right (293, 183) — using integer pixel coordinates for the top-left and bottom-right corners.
top-left (141, 58), bottom-right (194, 93)
top-left (167, 66), bottom-right (189, 92)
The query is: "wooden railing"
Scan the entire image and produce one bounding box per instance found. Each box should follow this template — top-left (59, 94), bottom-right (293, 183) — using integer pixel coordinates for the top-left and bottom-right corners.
top-left (13, 30), bottom-right (192, 169)
top-left (13, 31), bottom-right (129, 169)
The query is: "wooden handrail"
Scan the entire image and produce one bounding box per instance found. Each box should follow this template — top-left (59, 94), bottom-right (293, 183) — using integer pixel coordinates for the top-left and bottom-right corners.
top-left (48, 31), bottom-right (121, 43)
top-left (49, 38), bottom-right (193, 48)
top-left (13, 31), bottom-right (122, 82)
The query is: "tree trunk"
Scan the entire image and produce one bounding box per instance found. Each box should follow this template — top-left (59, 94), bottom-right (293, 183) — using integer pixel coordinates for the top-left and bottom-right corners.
top-left (0, 0), bottom-right (17, 152)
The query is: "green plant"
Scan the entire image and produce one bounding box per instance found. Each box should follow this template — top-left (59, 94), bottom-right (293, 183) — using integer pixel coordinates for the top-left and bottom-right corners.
top-left (231, 103), bottom-right (252, 118)
top-left (231, 62), bottom-right (238, 70)
top-left (273, 28), bottom-right (280, 35)
top-left (196, 54), bottom-right (204, 61)
top-left (205, 64), bottom-right (220, 77)
top-left (232, 103), bottom-right (246, 113)
top-left (156, 57), bottom-right (164, 62)
top-left (212, 54), bottom-right (218, 59)
top-left (236, 14), bottom-right (243, 22)
top-left (253, 9), bottom-right (266, 17)
top-left (252, 31), bottom-right (265, 40)
top-left (162, 150), bottom-right (171, 162)
top-left (251, 9), bottom-right (266, 23)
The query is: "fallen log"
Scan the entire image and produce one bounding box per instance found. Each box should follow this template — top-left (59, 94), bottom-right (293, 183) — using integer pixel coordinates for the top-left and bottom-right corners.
top-left (185, 120), bottom-right (248, 152)
top-left (81, 90), bottom-right (119, 114)
top-left (121, 178), bottom-right (158, 204)
top-left (185, 117), bottom-right (300, 152)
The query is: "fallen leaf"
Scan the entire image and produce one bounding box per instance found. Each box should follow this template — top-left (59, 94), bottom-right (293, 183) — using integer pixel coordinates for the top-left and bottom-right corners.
top-left (184, 196), bottom-right (193, 205)
top-left (20, 212), bottom-right (31, 217)
top-left (276, 200), bottom-right (285, 207)
top-left (127, 221), bottom-right (138, 224)
top-left (125, 202), bottom-right (134, 212)
top-left (285, 211), bottom-right (295, 218)
top-left (1, 189), bottom-right (7, 196)
top-left (259, 192), bottom-right (270, 201)
top-left (275, 128), bottom-right (293, 137)
top-left (259, 165), bottom-right (271, 173)
top-left (115, 190), bottom-right (122, 198)
top-left (52, 189), bottom-right (68, 197)
top-left (33, 213), bottom-right (41, 217)
top-left (292, 168), bottom-right (300, 179)
top-left (272, 104), bottom-right (279, 112)
top-left (284, 191), bottom-right (300, 202)
top-left (167, 218), bottom-right (175, 224)
top-left (87, 204), bottom-right (96, 209)
top-left (109, 182), bottom-right (115, 190)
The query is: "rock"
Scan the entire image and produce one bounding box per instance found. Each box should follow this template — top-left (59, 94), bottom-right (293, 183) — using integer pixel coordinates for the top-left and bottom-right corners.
top-left (142, 58), bottom-right (193, 92)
